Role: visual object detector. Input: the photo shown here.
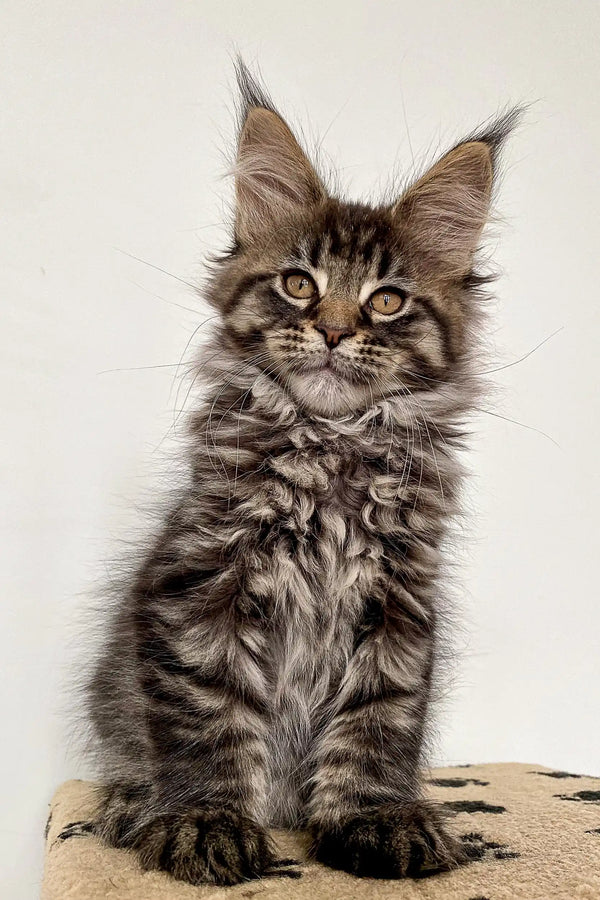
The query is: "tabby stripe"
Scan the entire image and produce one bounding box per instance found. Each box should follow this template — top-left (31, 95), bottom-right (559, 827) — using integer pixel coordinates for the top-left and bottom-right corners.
top-left (337, 684), bottom-right (414, 715)
top-left (222, 271), bottom-right (274, 314)
top-left (309, 233), bottom-right (323, 268)
top-left (414, 296), bottom-right (455, 362)
top-left (377, 246), bottom-right (392, 280)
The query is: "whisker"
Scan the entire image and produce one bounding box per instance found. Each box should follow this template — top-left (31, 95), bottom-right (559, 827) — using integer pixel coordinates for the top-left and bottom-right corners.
top-left (480, 327), bottom-right (564, 376)
top-left (97, 363), bottom-right (187, 375)
top-left (125, 277), bottom-right (202, 315)
top-left (114, 247), bottom-right (200, 292)
top-left (473, 407), bottom-right (561, 448)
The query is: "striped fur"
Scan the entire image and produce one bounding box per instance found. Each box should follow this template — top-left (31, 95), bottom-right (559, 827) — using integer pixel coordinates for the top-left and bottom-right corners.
top-left (87, 63), bottom-right (517, 885)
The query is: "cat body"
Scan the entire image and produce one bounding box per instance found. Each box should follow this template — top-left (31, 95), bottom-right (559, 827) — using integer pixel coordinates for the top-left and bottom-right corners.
top-left (88, 64), bottom-right (517, 885)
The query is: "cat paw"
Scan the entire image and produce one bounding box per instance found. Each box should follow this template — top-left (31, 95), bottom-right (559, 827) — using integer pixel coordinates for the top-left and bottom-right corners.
top-left (132, 808), bottom-right (297, 885)
top-left (310, 801), bottom-right (468, 879)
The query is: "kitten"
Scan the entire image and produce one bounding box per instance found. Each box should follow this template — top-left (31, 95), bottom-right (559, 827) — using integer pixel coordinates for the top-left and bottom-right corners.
top-left (87, 62), bottom-right (517, 885)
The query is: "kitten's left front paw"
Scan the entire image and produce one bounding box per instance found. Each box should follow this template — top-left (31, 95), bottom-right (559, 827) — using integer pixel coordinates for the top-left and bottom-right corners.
top-left (310, 801), bottom-right (468, 879)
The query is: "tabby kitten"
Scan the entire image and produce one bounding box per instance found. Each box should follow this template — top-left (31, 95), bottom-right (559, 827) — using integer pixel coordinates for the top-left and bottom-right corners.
top-left (88, 63), bottom-right (517, 885)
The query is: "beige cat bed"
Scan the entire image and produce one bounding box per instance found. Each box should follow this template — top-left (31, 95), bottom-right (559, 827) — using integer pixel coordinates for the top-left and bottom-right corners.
top-left (42, 763), bottom-right (600, 899)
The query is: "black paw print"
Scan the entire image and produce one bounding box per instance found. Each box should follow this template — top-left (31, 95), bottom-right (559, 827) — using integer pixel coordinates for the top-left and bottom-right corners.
top-left (52, 820), bottom-right (96, 848)
top-left (461, 832), bottom-right (520, 862)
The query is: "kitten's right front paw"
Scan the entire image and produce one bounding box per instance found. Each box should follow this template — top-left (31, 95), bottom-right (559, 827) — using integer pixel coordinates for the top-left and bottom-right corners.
top-left (133, 808), bottom-right (292, 886)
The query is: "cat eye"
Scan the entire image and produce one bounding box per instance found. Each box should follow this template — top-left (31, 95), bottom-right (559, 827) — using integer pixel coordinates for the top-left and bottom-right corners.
top-left (283, 271), bottom-right (317, 300)
top-left (368, 288), bottom-right (406, 315)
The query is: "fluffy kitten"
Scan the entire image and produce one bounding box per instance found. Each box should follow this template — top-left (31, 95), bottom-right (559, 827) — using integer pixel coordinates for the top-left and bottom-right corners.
top-left (88, 63), bottom-right (517, 885)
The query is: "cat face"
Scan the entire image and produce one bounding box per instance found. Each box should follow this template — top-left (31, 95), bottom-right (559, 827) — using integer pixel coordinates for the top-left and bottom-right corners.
top-left (215, 201), bottom-right (467, 417)
top-left (206, 66), bottom-right (513, 418)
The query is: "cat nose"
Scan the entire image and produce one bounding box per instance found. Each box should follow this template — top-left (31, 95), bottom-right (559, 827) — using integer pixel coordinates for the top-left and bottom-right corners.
top-left (315, 325), bottom-right (355, 349)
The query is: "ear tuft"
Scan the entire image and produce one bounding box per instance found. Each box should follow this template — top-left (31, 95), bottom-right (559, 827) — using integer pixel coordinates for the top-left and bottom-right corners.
top-left (467, 105), bottom-right (524, 166)
top-left (233, 59), bottom-right (326, 245)
top-left (234, 57), bottom-right (279, 120)
top-left (394, 107), bottom-right (522, 278)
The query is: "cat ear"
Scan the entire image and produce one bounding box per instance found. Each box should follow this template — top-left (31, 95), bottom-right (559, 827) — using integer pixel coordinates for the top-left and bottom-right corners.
top-left (393, 110), bottom-right (520, 279)
top-left (233, 62), bottom-right (326, 244)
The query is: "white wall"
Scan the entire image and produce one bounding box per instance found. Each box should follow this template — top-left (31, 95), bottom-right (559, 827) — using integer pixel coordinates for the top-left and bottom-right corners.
top-left (2, 2), bottom-right (599, 896)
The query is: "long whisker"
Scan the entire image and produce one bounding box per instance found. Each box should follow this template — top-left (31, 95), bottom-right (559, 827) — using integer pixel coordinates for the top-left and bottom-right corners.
top-left (204, 352), bottom-right (277, 483)
top-left (125, 277), bottom-right (203, 315)
top-left (480, 327), bottom-right (564, 376)
top-left (97, 362), bottom-right (189, 375)
top-left (114, 247), bottom-right (200, 292)
top-left (473, 407), bottom-right (561, 448)
top-left (170, 317), bottom-right (223, 421)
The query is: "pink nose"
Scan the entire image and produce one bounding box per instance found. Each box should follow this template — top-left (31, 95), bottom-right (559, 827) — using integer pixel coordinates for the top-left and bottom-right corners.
top-left (315, 325), bottom-right (355, 349)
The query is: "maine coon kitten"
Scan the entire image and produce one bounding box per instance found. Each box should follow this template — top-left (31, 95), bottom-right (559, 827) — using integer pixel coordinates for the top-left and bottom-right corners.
top-left (88, 63), bottom-right (517, 885)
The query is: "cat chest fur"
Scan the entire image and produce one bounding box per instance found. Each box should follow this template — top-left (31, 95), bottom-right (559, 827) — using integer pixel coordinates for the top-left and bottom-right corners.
top-left (243, 443), bottom-right (387, 825)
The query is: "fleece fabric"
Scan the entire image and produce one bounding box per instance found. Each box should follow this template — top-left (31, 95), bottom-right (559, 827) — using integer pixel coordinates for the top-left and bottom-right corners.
top-left (41, 762), bottom-right (600, 899)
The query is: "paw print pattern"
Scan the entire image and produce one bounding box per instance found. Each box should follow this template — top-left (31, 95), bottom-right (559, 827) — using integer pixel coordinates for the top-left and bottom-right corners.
top-left (461, 832), bottom-right (520, 861)
top-left (529, 770), bottom-right (583, 779)
top-left (442, 800), bottom-right (506, 815)
top-left (429, 777), bottom-right (490, 788)
top-left (554, 791), bottom-right (600, 803)
top-left (52, 821), bottom-right (96, 848)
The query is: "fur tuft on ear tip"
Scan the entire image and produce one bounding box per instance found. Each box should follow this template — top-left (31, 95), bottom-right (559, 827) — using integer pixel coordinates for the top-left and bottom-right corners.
top-left (233, 56), bottom-right (278, 120)
top-left (392, 105), bottom-right (524, 278)
top-left (463, 105), bottom-right (525, 169)
top-left (231, 59), bottom-right (325, 244)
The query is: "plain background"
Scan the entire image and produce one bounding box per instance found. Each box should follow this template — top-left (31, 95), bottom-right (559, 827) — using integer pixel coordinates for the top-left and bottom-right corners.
top-left (2, 1), bottom-right (599, 897)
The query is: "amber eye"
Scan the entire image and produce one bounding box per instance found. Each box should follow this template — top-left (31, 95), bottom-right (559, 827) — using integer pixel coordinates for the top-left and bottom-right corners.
top-left (368, 288), bottom-right (406, 315)
top-left (283, 271), bottom-right (317, 300)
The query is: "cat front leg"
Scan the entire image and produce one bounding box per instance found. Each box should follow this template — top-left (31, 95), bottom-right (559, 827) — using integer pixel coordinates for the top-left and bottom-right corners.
top-left (93, 580), bottom-right (291, 885)
top-left (307, 590), bottom-right (467, 878)
top-left (97, 787), bottom-right (287, 886)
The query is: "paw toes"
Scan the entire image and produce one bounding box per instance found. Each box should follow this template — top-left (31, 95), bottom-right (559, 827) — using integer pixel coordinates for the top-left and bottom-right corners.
top-left (312, 802), bottom-right (468, 880)
top-left (236, 817), bottom-right (277, 877)
top-left (129, 809), bottom-right (278, 886)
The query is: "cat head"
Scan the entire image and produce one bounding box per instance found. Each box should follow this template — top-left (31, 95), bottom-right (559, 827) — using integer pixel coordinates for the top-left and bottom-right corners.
top-left (206, 62), bottom-right (518, 418)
